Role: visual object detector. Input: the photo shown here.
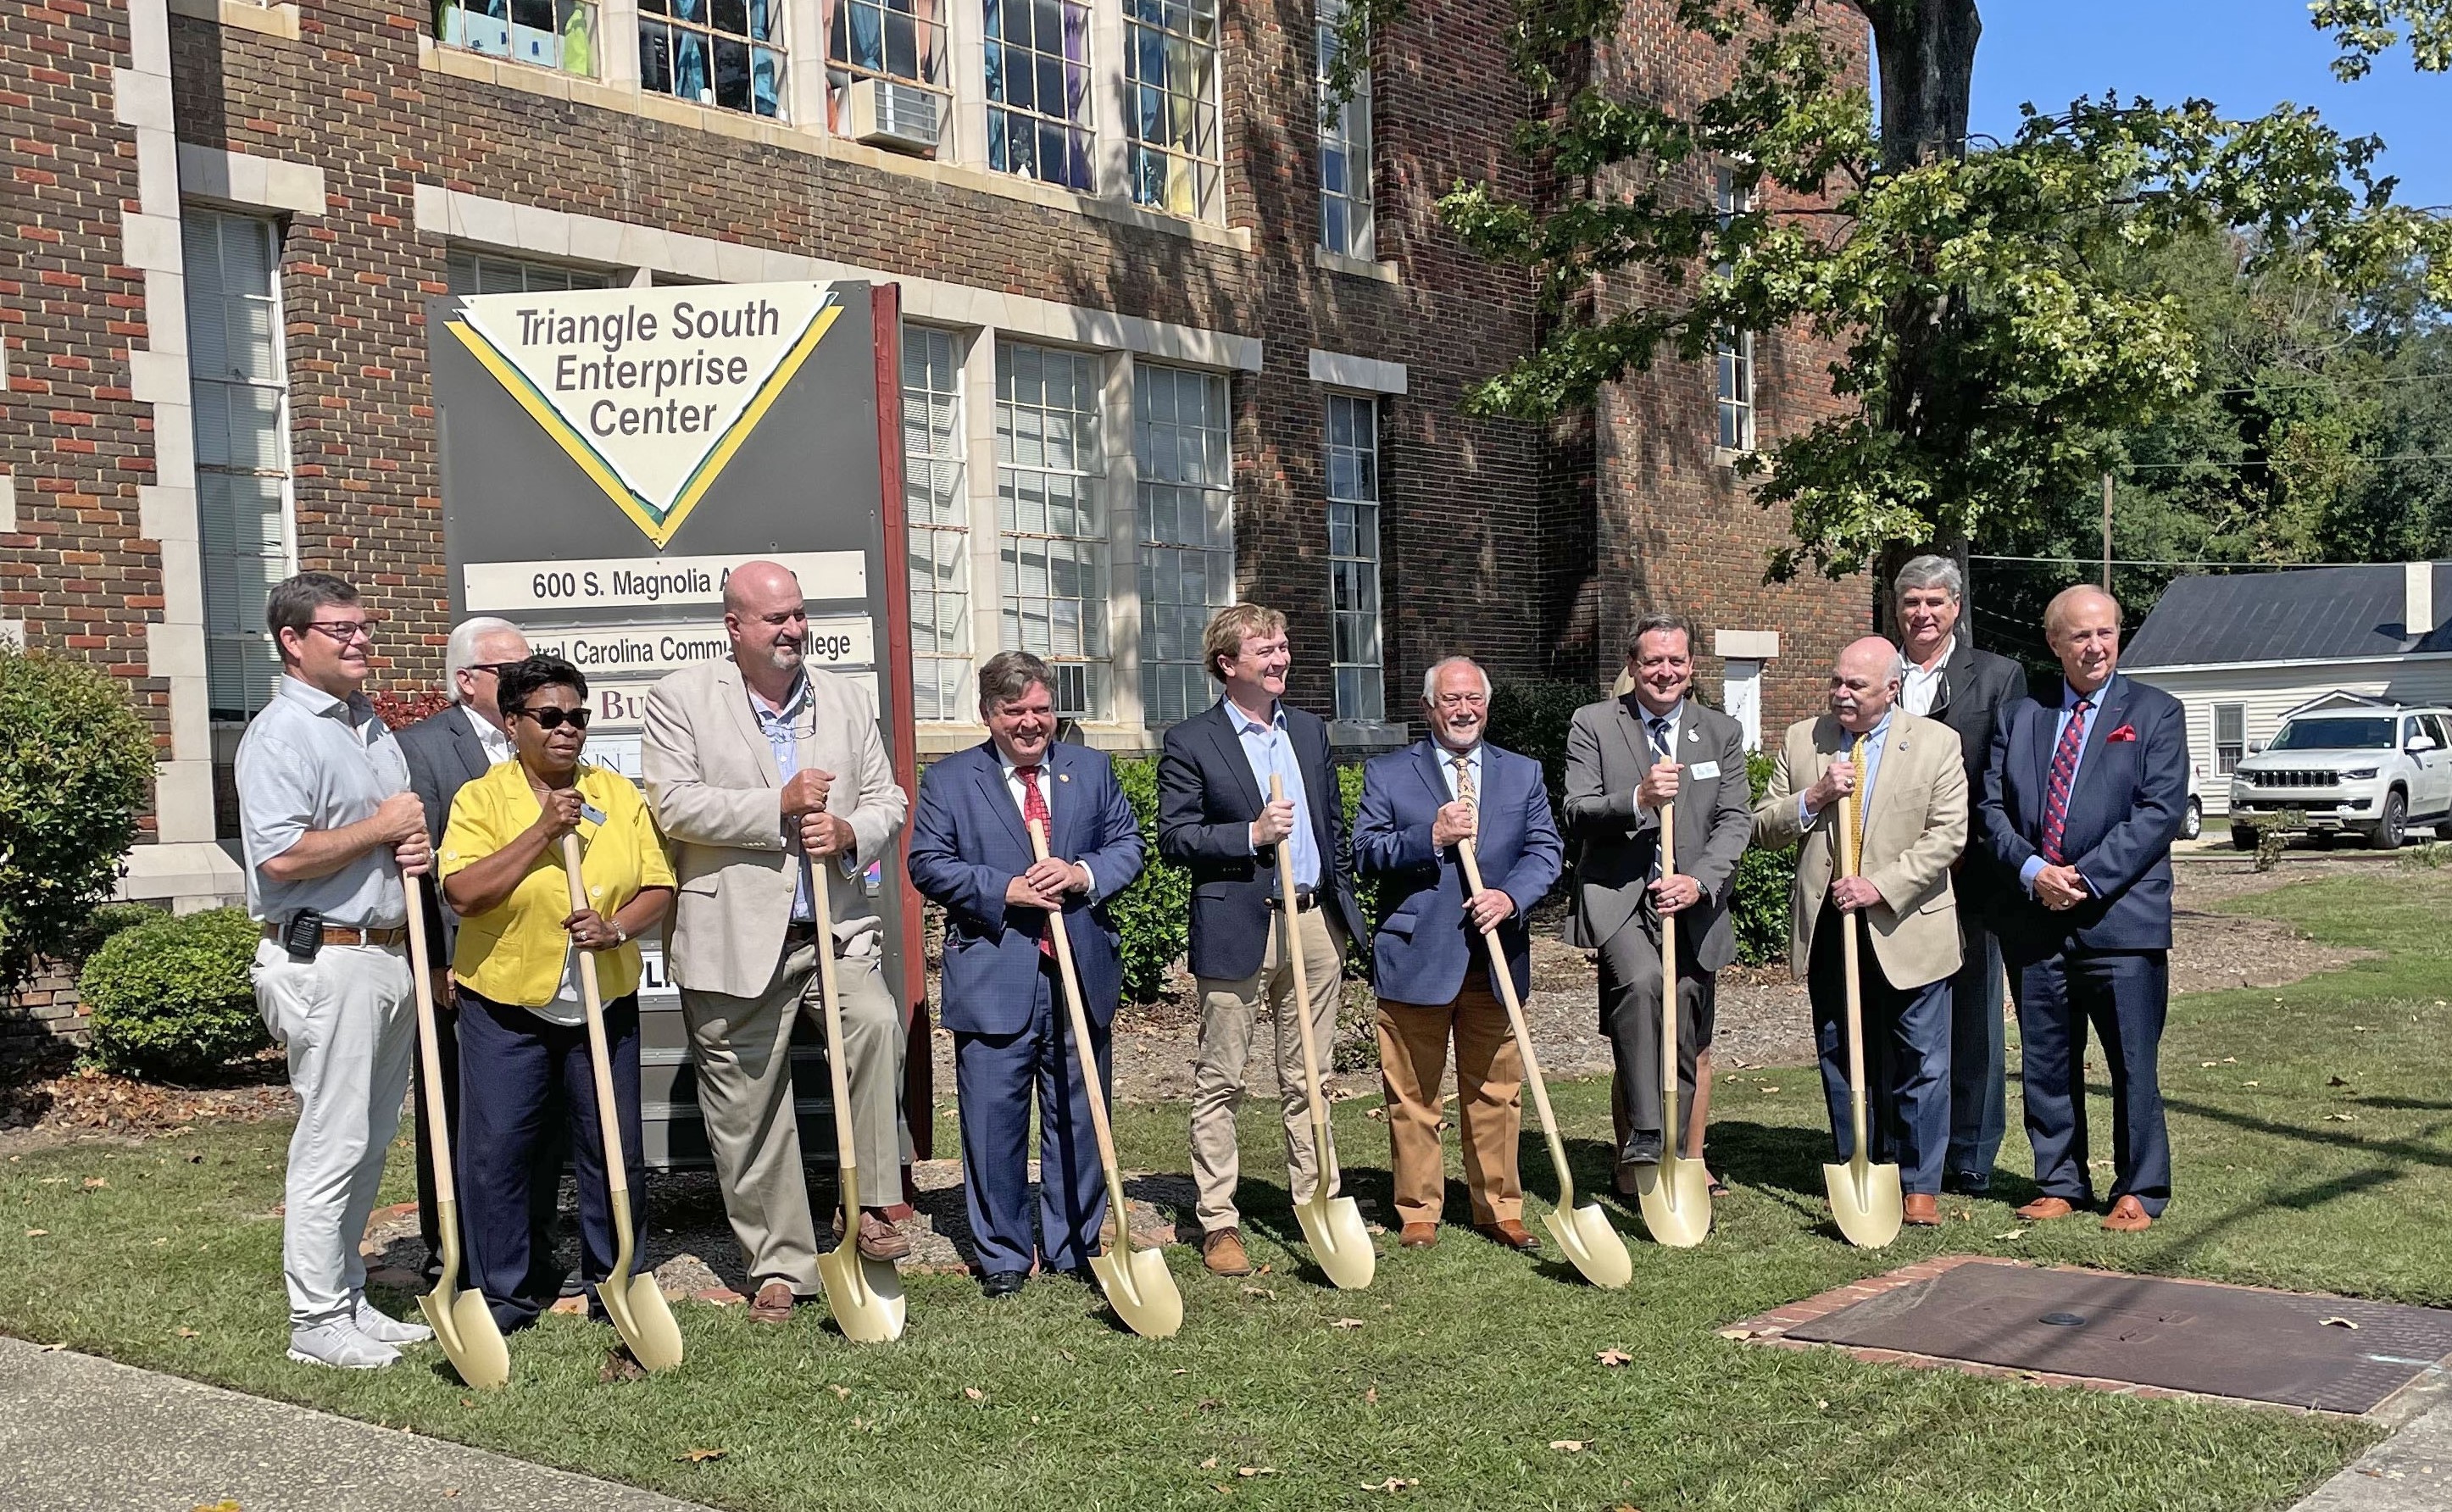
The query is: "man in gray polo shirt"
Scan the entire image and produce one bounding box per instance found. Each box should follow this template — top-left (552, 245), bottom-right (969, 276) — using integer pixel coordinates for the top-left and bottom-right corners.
top-left (236, 571), bottom-right (438, 1369)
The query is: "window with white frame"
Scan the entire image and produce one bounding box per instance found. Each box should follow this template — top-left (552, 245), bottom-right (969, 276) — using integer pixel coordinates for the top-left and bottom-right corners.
top-left (640, 0), bottom-right (786, 117)
top-left (1136, 365), bottom-right (1232, 725)
top-left (1316, 0), bottom-right (1371, 258)
top-left (1721, 657), bottom-right (1763, 751)
top-left (445, 249), bottom-right (613, 295)
top-left (904, 327), bottom-right (970, 721)
top-left (1125, 0), bottom-right (1220, 217)
top-left (997, 342), bottom-right (1109, 719)
top-left (825, 0), bottom-right (948, 130)
top-left (184, 209), bottom-right (295, 720)
top-left (985, 0), bottom-right (1094, 192)
top-left (2215, 703), bottom-right (2246, 774)
top-left (436, 0), bottom-right (598, 75)
top-left (1712, 164), bottom-right (1755, 453)
top-left (1325, 392), bottom-right (1384, 723)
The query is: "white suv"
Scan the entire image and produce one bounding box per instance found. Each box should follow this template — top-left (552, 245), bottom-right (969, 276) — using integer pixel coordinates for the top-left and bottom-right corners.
top-left (2229, 704), bottom-right (2452, 850)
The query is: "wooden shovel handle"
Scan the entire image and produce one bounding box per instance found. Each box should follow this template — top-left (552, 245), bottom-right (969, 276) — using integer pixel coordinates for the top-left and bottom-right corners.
top-left (402, 872), bottom-right (455, 1208)
top-left (1836, 787), bottom-right (1870, 1162)
top-left (560, 831), bottom-right (630, 1202)
top-left (1458, 839), bottom-right (1575, 1209)
top-left (1659, 803), bottom-right (1681, 1149)
top-left (1268, 776), bottom-right (1337, 1159)
top-left (803, 854), bottom-right (868, 1224)
top-left (1028, 819), bottom-right (1131, 1231)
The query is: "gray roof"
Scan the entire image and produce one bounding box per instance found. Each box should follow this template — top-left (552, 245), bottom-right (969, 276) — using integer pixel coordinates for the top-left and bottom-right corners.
top-left (2124, 563), bottom-right (2452, 670)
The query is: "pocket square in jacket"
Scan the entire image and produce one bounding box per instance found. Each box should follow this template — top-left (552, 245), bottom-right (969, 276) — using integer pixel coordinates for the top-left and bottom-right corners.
top-left (2107, 724), bottom-right (2137, 742)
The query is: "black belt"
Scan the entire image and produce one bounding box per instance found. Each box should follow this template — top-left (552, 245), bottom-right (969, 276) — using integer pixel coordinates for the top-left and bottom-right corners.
top-left (784, 920), bottom-right (825, 942)
top-left (1269, 889), bottom-right (1320, 913)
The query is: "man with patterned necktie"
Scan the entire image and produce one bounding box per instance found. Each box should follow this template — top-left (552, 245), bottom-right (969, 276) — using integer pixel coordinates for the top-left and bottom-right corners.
top-left (1979, 586), bottom-right (2188, 1232)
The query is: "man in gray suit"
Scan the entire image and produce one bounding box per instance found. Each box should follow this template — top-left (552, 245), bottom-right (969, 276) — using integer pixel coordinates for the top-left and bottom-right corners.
top-left (1563, 614), bottom-right (1755, 1189)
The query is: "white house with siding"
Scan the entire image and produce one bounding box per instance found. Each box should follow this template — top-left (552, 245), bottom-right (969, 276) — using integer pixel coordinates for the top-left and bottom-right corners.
top-left (2123, 561), bottom-right (2452, 819)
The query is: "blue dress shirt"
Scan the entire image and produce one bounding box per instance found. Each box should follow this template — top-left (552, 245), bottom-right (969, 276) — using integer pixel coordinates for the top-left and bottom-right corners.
top-left (1229, 698), bottom-right (1321, 892)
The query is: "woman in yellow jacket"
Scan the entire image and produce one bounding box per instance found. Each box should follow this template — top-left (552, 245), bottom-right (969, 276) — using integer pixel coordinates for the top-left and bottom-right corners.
top-left (440, 655), bottom-right (673, 1332)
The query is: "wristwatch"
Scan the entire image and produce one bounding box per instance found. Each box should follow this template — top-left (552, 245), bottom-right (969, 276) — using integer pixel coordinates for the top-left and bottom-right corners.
top-left (609, 920), bottom-right (628, 947)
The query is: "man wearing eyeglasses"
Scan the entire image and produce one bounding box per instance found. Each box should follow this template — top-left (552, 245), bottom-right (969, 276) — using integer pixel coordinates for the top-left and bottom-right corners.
top-left (642, 559), bottom-right (911, 1324)
top-left (235, 572), bottom-right (437, 1370)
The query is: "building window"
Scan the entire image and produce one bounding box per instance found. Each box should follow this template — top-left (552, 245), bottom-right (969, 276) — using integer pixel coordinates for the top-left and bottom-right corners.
top-left (184, 209), bottom-right (295, 720)
top-left (997, 342), bottom-right (1108, 719)
top-left (2215, 703), bottom-right (2245, 774)
top-left (1325, 392), bottom-right (1384, 724)
top-left (1316, 0), bottom-right (1371, 258)
top-left (640, 0), bottom-right (785, 117)
top-left (985, 0), bottom-right (1093, 192)
top-left (1136, 365), bottom-right (1232, 725)
top-left (436, 0), bottom-right (598, 75)
top-left (1721, 657), bottom-right (1763, 751)
top-left (825, 0), bottom-right (948, 131)
top-left (1712, 164), bottom-right (1755, 453)
top-left (904, 327), bottom-right (970, 722)
top-left (445, 250), bottom-right (613, 294)
top-left (1124, 0), bottom-right (1220, 216)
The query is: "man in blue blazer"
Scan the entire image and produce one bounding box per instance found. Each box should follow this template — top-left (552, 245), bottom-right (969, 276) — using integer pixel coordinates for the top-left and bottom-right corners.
top-left (1354, 658), bottom-right (1563, 1251)
top-left (908, 652), bottom-right (1146, 1297)
top-left (1980, 585), bottom-right (2188, 1233)
top-left (1157, 603), bottom-right (1366, 1278)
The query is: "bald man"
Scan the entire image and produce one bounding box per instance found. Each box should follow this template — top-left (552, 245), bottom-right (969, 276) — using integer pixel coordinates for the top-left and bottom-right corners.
top-left (642, 559), bottom-right (911, 1321)
top-left (1980, 586), bottom-right (2186, 1233)
top-left (1754, 637), bottom-right (1967, 1226)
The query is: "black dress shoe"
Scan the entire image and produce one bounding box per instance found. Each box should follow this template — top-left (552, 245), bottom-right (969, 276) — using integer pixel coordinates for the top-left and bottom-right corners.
top-left (980, 1270), bottom-right (1028, 1298)
top-left (1620, 1131), bottom-right (1664, 1165)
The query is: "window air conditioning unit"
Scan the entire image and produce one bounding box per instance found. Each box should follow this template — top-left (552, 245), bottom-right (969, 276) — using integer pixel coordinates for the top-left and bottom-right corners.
top-left (848, 78), bottom-right (943, 155)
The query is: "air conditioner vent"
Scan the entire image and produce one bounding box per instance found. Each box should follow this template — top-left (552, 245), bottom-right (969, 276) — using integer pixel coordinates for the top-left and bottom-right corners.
top-left (848, 78), bottom-right (943, 155)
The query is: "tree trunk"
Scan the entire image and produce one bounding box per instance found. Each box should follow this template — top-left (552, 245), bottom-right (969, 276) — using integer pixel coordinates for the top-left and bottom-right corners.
top-left (1854, 0), bottom-right (1982, 169)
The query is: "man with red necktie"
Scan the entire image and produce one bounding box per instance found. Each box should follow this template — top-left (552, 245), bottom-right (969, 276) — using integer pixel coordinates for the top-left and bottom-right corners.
top-left (1978, 585), bottom-right (2188, 1232)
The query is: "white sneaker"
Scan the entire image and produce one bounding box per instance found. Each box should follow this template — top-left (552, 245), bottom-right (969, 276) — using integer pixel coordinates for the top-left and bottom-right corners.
top-left (352, 1295), bottom-right (434, 1346)
top-left (286, 1320), bottom-right (400, 1370)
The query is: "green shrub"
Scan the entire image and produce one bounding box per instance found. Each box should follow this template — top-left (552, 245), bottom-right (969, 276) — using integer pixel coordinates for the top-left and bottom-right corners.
top-left (0, 648), bottom-right (158, 994)
top-left (1729, 750), bottom-right (1797, 968)
top-left (79, 908), bottom-right (267, 1078)
top-left (1109, 757), bottom-right (1190, 1003)
top-left (68, 901), bottom-right (164, 961)
top-left (1490, 679), bottom-right (1598, 823)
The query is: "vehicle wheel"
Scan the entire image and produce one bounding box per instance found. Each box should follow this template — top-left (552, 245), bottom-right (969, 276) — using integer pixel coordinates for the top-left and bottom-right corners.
top-left (2435, 820), bottom-right (2452, 842)
top-left (2180, 796), bottom-right (2203, 842)
top-left (2230, 825), bottom-right (2258, 851)
top-left (2369, 790), bottom-right (2408, 850)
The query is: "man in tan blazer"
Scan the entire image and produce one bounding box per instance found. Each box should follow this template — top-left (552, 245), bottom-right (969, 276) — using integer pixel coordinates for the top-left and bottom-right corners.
top-left (642, 559), bottom-right (910, 1322)
top-left (1754, 635), bottom-right (1966, 1226)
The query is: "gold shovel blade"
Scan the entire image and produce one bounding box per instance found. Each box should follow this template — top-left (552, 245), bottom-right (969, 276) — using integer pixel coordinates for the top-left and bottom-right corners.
top-left (1089, 1246), bottom-right (1184, 1339)
top-left (420, 1282), bottom-right (511, 1391)
top-left (597, 1270), bottom-right (686, 1371)
top-left (1542, 1202), bottom-right (1634, 1289)
top-left (1293, 1191), bottom-right (1377, 1291)
top-left (1635, 1153), bottom-right (1713, 1248)
top-left (818, 1247), bottom-right (908, 1344)
top-left (1822, 1158), bottom-right (1904, 1249)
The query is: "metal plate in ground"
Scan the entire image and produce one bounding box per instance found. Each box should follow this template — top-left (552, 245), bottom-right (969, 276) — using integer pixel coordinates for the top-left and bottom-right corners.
top-left (1782, 1265), bottom-right (2452, 1413)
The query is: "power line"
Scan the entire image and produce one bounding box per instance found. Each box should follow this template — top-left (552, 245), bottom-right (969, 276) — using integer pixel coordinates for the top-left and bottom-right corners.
top-left (2204, 371), bottom-right (2452, 397)
top-left (1969, 553), bottom-right (2324, 570)
top-left (2121, 451), bottom-right (2452, 470)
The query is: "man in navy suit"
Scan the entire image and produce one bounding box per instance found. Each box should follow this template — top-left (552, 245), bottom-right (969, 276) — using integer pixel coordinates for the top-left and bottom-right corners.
top-left (908, 651), bottom-right (1145, 1297)
top-left (1158, 603), bottom-right (1366, 1278)
top-left (1354, 658), bottom-right (1563, 1251)
top-left (1980, 585), bottom-right (2188, 1232)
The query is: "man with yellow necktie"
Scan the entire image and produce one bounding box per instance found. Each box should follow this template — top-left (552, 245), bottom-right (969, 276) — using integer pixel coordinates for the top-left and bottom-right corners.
top-left (1753, 636), bottom-right (1968, 1227)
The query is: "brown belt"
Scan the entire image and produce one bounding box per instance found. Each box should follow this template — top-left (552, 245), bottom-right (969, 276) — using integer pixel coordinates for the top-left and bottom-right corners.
top-left (262, 923), bottom-right (408, 948)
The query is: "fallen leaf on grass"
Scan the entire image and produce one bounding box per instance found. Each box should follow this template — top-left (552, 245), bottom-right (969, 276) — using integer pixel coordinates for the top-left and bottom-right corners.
top-left (1361, 1477), bottom-right (1418, 1493)
top-left (81, 1178), bottom-right (106, 1190)
top-left (1242, 1285), bottom-right (1277, 1300)
top-left (175, 1327), bottom-right (200, 1339)
top-left (1760, 1086), bottom-right (1780, 1095)
top-left (36, 1343), bottom-right (65, 1353)
top-left (1237, 1466), bottom-right (1276, 1478)
top-left (1993, 1230), bottom-right (2027, 1241)
top-left (1548, 1440), bottom-right (1585, 1453)
top-left (24, 1230), bottom-right (47, 1238)
top-left (1595, 1348), bottom-right (1632, 1367)
top-left (1364, 1387), bottom-right (1379, 1404)
top-left (675, 1448), bottom-right (727, 1464)
top-left (1332, 1317), bottom-right (1365, 1329)
top-left (1364, 1108), bottom-right (1387, 1121)
top-left (830, 1385), bottom-right (852, 1399)
top-left (963, 1387), bottom-right (987, 1402)
top-left (2320, 1316), bottom-right (2360, 1330)
top-left (2200, 1062), bottom-right (2218, 1069)
top-left (598, 1348), bottom-right (648, 1384)
top-left (1200, 1458), bottom-right (1219, 1470)
top-left (192, 1502), bottom-right (242, 1512)
top-left (2325, 1113), bottom-right (2359, 1122)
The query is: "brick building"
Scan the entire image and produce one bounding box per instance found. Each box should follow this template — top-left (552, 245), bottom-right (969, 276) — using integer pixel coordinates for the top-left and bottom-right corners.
top-left (3, 0), bottom-right (1866, 911)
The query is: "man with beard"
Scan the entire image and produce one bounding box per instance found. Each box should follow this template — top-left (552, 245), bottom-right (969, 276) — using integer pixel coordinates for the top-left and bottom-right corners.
top-left (642, 559), bottom-right (911, 1321)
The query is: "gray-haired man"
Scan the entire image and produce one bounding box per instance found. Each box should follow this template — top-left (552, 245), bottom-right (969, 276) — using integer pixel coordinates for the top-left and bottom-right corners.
top-left (1893, 554), bottom-right (2027, 1193)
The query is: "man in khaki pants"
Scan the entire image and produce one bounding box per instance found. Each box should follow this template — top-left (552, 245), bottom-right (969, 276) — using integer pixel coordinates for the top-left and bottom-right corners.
top-left (642, 560), bottom-right (910, 1321)
top-left (1157, 604), bottom-right (1365, 1276)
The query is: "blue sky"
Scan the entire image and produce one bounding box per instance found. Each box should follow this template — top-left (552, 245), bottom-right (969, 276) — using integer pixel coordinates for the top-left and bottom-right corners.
top-left (1967, 1), bottom-right (2451, 210)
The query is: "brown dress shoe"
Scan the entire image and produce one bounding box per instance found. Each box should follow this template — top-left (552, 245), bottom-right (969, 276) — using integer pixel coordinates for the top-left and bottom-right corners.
top-left (2100, 1195), bottom-right (2153, 1232)
top-left (854, 1210), bottom-right (911, 1262)
top-left (2016, 1196), bottom-right (2079, 1221)
top-left (748, 1280), bottom-right (797, 1324)
top-left (1398, 1222), bottom-right (1438, 1249)
top-left (1202, 1226), bottom-right (1254, 1276)
top-left (1903, 1193), bottom-right (1941, 1227)
top-left (1474, 1219), bottom-right (1541, 1252)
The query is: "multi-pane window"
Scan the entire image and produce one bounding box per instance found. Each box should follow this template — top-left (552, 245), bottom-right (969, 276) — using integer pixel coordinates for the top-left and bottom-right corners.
top-left (1125, 0), bottom-right (1220, 216)
top-left (640, 0), bottom-right (785, 117)
top-left (445, 250), bottom-right (612, 295)
top-left (1325, 393), bottom-right (1384, 724)
top-left (904, 327), bottom-right (970, 722)
top-left (2215, 703), bottom-right (2246, 774)
top-left (997, 342), bottom-right (1109, 719)
top-left (1316, 0), bottom-right (1371, 257)
top-left (436, 0), bottom-right (598, 75)
top-left (183, 209), bottom-right (294, 720)
top-left (825, 0), bottom-right (948, 129)
top-left (1136, 366), bottom-right (1232, 725)
top-left (1712, 164), bottom-right (1756, 453)
top-left (985, 0), bottom-right (1094, 192)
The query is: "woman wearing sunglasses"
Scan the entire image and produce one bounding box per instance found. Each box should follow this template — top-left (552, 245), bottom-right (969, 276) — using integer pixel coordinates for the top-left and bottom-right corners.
top-left (437, 654), bottom-right (675, 1331)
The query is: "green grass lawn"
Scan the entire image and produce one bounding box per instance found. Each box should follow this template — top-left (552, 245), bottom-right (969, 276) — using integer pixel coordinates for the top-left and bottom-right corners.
top-left (5, 870), bottom-right (2449, 1510)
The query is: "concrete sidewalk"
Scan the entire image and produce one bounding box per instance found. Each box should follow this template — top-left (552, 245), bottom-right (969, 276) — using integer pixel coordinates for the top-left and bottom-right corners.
top-left (0, 1334), bottom-right (715, 1512)
top-left (2291, 1403), bottom-right (2452, 1511)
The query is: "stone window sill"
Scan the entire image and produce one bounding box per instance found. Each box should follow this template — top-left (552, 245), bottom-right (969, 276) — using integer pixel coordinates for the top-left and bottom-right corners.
top-left (167, 0), bottom-right (302, 40)
top-left (1313, 245), bottom-right (1400, 284)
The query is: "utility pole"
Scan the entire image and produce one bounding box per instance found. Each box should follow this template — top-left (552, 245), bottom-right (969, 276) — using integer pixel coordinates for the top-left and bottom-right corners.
top-left (2101, 471), bottom-right (2114, 591)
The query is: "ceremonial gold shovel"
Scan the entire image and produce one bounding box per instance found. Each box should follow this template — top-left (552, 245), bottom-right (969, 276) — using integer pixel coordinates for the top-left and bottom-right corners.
top-left (561, 834), bottom-right (686, 1370)
top-left (1269, 776), bottom-right (1376, 1290)
top-left (1822, 792), bottom-right (1904, 1248)
top-left (1458, 841), bottom-right (1631, 1288)
top-left (1635, 807), bottom-right (1713, 1248)
top-left (404, 876), bottom-right (512, 1390)
top-left (803, 855), bottom-right (908, 1343)
top-left (1030, 819), bottom-right (1183, 1338)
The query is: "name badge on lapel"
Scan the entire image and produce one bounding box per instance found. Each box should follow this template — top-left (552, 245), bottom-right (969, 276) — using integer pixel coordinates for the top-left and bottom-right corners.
top-left (1690, 760), bottom-right (1721, 781)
